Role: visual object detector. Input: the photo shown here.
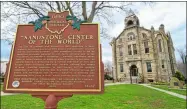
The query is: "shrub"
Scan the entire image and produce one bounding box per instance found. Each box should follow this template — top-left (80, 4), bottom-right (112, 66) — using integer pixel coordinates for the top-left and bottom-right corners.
top-left (104, 74), bottom-right (113, 80)
top-left (138, 73), bottom-right (144, 83)
top-left (173, 71), bottom-right (185, 81)
top-left (0, 76), bottom-right (4, 83)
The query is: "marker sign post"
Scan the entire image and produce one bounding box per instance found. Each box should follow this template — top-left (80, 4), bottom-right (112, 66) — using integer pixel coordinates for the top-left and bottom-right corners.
top-left (3, 11), bottom-right (104, 109)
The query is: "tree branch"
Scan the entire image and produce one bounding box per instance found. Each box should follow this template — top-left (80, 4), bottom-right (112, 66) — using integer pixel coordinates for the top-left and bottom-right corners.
top-left (60, 2), bottom-right (67, 10)
top-left (11, 2), bottom-right (44, 18)
top-left (65, 1), bottom-right (74, 16)
top-left (55, 1), bottom-right (61, 12)
top-left (45, 2), bottom-right (56, 11)
top-left (82, 1), bottom-right (87, 20)
top-left (88, 1), bottom-right (97, 22)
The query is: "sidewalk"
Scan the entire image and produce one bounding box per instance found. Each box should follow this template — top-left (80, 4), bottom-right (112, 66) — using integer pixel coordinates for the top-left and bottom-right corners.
top-left (105, 82), bottom-right (130, 86)
top-left (139, 84), bottom-right (186, 100)
top-left (1, 91), bottom-right (22, 96)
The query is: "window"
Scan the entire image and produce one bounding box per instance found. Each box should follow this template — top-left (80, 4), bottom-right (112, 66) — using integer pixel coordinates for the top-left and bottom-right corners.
top-left (133, 44), bottom-right (137, 55)
top-left (127, 32), bottom-right (135, 41)
top-left (128, 35), bottom-right (135, 40)
top-left (145, 48), bottom-right (149, 53)
top-left (142, 33), bottom-right (147, 38)
top-left (162, 60), bottom-right (165, 68)
top-left (158, 39), bottom-right (162, 52)
top-left (133, 35), bottom-right (136, 40)
top-left (130, 36), bottom-right (132, 40)
top-left (120, 64), bottom-right (124, 72)
top-left (128, 45), bottom-right (132, 55)
top-left (144, 41), bottom-right (149, 53)
top-left (127, 20), bottom-right (133, 26)
top-left (119, 47), bottom-right (123, 56)
top-left (146, 62), bottom-right (152, 72)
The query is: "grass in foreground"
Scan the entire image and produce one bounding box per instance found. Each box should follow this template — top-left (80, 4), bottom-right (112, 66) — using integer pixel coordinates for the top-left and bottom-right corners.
top-left (151, 84), bottom-right (186, 96)
top-left (1, 84), bottom-right (186, 109)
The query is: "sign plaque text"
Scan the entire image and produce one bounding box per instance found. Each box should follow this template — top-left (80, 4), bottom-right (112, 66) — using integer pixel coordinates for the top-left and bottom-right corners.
top-left (4, 11), bottom-right (104, 94)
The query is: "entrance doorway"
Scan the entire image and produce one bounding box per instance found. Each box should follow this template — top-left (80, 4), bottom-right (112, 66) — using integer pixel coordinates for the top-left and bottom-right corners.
top-left (130, 65), bottom-right (138, 76)
top-left (129, 65), bottom-right (138, 83)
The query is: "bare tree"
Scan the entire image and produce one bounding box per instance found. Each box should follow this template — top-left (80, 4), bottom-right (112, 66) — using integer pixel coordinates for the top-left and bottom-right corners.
top-left (176, 45), bottom-right (186, 64)
top-left (176, 61), bottom-right (186, 78)
top-left (176, 45), bottom-right (186, 78)
top-left (104, 60), bottom-right (112, 71)
top-left (104, 60), bottom-right (113, 77)
top-left (1, 2), bottom-right (153, 44)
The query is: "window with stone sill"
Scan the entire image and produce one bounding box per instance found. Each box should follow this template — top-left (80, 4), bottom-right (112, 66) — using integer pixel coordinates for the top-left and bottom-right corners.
top-left (146, 62), bottom-right (152, 72)
top-left (128, 45), bottom-right (132, 55)
top-left (120, 64), bottom-right (124, 72)
top-left (162, 60), bottom-right (165, 68)
top-left (144, 41), bottom-right (149, 53)
top-left (119, 47), bottom-right (123, 56)
top-left (133, 44), bottom-right (137, 55)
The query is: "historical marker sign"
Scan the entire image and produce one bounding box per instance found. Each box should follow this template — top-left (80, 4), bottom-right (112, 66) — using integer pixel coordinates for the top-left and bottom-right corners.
top-left (4, 11), bottom-right (104, 94)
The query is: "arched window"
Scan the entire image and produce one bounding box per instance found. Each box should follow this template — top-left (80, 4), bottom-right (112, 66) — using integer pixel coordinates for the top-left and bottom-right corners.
top-left (127, 32), bottom-right (135, 40)
top-left (127, 20), bottom-right (133, 26)
top-left (146, 62), bottom-right (152, 72)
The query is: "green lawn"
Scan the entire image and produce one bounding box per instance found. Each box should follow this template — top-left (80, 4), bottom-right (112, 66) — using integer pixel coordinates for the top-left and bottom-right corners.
top-left (1, 84), bottom-right (186, 109)
top-left (151, 85), bottom-right (186, 96)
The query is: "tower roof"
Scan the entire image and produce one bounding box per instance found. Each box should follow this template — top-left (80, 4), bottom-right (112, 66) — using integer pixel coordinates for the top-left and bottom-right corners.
top-left (126, 9), bottom-right (135, 17)
top-left (124, 11), bottom-right (139, 28)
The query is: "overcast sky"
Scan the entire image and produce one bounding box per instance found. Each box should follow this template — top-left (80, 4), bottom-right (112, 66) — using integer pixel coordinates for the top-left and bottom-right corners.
top-left (101, 2), bottom-right (186, 63)
top-left (1, 2), bottom-right (186, 64)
